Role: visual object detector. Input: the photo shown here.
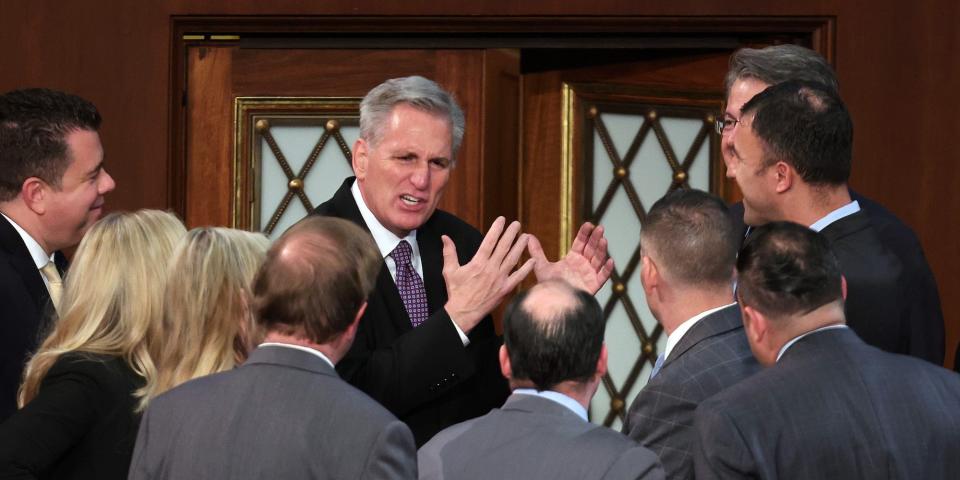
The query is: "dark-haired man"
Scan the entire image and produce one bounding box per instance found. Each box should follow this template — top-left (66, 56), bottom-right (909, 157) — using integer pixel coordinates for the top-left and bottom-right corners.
top-left (727, 80), bottom-right (920, 364)
top-left (719, 45), bottom-right (943, 364)
top-left (693, 222), bottom-right (960, 479)
top-left (0, 88), bottom-right (115, 420)
top-left (418, 281), bottom-right (664, 480)
top-left (623, 189), bottom-right (760, 479)
top-left (129, 217), bottom-right (417, 479)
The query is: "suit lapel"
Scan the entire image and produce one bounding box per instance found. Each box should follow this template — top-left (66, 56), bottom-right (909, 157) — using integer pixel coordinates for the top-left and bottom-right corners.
top-left (325, 178), bottom-right (414, 334)
top-left (417, 220), bottom-right (447, 316)
top-left (663, 304), bottom-right (742, 369)
top-left (0, 216), bottom-right (50, 312)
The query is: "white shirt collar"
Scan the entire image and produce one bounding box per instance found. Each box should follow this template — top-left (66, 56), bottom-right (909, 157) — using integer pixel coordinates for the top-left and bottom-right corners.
top-left (776, 324), bottom-right (849, 362)
top-left (1, 212), bottom-right (54, 268)
top-left (512, 388), bottom-right (588, 422)
top-left (350, 180), bottom-right (421, 272)
top-left (258, 342), bottom-right (335, 369)
top-left (809, 200), bottom-right (860, 232)
top-left (664, 303), bottom-right (737, 360)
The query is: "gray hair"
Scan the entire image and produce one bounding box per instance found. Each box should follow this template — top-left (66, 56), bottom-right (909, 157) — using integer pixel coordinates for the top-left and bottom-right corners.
top-left (359, 76), bottom-right (465, 159)
top-left (725, 45), bottom-right (839, 96)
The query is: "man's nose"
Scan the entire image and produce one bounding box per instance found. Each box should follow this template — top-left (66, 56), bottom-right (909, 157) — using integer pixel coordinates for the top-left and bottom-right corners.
top-left (410, 161), bottom-right (430, 189)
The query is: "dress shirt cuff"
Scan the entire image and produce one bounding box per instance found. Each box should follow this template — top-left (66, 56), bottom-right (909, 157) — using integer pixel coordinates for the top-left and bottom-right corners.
top-left (450, 317), bottom-right (471, 346)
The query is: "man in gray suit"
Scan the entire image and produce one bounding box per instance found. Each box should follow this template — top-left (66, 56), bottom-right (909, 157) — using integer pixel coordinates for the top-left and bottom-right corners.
top-left (693, 222), bottom-right (960, 479)
top-left (129, 216), bottom-right (417, 479)
top-left (623, 189), bottom-right (760, 479)
top-left (418, 280), bottom-right (664, 480)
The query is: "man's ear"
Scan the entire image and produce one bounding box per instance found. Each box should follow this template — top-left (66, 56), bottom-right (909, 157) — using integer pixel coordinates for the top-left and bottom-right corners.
top-left (741, 304), bottom-right (768, 347)
top-left (840, 274), bottom-right (848, 300)
top-left (595, 344), bottom-right (608, 379)
top-left (352, 138), bottom-right (368, 179)
top-left (640, 254), bottom-right (659, 297)
top-left (20, 177), bottom-right (49, 215)
top-left (499, 344), bottom-right (511, 380)
top-left (774, 161), bottom-right (794, 194)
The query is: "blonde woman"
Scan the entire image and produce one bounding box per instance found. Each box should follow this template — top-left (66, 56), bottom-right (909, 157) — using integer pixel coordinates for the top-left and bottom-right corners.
top-left (0, 210), bottom-right (185, 480)
top-left (142, 227), bottom-right (269, 404)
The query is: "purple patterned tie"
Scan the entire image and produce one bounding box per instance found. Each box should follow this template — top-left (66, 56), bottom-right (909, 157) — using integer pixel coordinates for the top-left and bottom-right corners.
top-left (390, 240), bottom-right (429, 327)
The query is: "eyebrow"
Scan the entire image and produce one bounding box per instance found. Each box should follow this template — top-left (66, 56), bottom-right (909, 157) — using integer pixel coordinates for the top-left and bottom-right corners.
top-left (85, 161), bottom-right (105, 177)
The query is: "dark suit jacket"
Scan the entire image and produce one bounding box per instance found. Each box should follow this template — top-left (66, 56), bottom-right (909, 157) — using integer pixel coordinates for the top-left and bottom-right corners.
top-left (0, 353), bottom-right (143, 480)
top-left (0, 216), bottom-right (65, 422)
top-left (312, 178), bottom-right (509, 446)
top-left (693, 327), bottom-right (960, 480)
top-left (419, 393), bottom-right (665, 480)
top-left (623, 304), bottom-right (760, 479)
top-left (728, 193), bottom-right (944, 364)
top-left (129, 345), bottom-right (417, 480)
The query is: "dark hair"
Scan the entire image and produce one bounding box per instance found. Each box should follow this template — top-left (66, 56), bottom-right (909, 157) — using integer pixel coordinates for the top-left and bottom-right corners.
top-left (502, 282), bottom-right (604, 391)
top-left (0, 88), bottom-right (102, 201)
top-left (641, 189), bottom-right (737, 287)
top-left (725, 44), bottom-right (839, 96)
top-left (736, 221), bottom-right (843, 318)
top-left (252, 216), bottom-right (381, 344)
top-left (740, 80), bottom-right (853, 186)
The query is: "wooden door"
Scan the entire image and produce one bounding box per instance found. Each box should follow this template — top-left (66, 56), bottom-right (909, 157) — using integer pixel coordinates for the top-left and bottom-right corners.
top-left (180, 46), bottom-right (520, 232)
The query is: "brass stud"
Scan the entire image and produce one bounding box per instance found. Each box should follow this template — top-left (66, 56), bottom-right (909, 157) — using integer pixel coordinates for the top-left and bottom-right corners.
top-left (615, 167), bottom-right (627, 178)
top-left (611, 397), bottom-right (625, 412)
top-left (613, 282), bottom-right (625, 294)
top-left (325, 119), bottom-right (340, 132)
top-left (588, 106), bottom-right (598, 118)
top-left (643, 343), bottom-right (654, 355)
top-left (647, 110), bottom-right (658, 120)
top-left (705, 114), bottom-right (715, 124)
top-left (674, 171), bottom-right (688, 183)
top-left (288, 178), bottom-right (303, 190)
top-left (255, 119), bottom-right (270, 133)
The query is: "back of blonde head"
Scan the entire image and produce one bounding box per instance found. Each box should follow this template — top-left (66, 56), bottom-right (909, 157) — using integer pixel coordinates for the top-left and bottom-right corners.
top-left (18, 210), bottom-right (186, 407)
top-left (143, 227), bottom-right (269, 406)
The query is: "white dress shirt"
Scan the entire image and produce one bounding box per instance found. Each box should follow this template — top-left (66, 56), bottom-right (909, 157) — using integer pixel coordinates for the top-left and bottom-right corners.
top-left (1, 212), bottom-right (56, 290)
top-left (809, 200), bottom-right (860, 232)
top-left (350, 180), bottom-right (470, 345)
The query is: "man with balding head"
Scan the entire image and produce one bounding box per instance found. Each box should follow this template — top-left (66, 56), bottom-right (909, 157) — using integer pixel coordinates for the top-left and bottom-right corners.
top-left (623, 189), bottom-right (760, 479)
top-left (693, 222), bottom-right (960, 479)
top-left (418, 281), bottom-right (664, 480)
top-left (129, 217), bottom-right (417, 480)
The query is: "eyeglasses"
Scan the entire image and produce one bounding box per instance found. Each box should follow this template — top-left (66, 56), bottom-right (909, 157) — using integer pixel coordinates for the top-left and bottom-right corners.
top-left (715, 116), bottom-right (741, 135)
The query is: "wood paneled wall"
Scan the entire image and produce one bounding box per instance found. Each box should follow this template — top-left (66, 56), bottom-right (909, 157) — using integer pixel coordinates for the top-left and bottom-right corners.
top-left (1, 0), bottom-right (957, 368)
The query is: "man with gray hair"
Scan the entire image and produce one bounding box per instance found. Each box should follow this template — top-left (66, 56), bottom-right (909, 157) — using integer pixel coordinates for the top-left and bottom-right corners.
top-left (312, 76), bottom-right (613, 445)
top-left (622, 189), bottom-right (760, 479)
top-left (419, 281), bottom-right (664, 480)
top-left (718, 44), bottom-right (943, 364)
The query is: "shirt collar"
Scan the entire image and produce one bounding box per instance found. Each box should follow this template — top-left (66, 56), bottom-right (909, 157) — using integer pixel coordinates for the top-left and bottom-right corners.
top-left (664, 302), bottom-right (737, 360)
top-left (350, 180), bottom-right (418, 258)
top-left (1, 212), bottom-right (54, 268)
top-left (776, 324), bottom-right (849, 362)
top-left (258, 342), bottom-right (335, 369)
top-left (809, 200), bottom-right (860, 232)
top-left (512, 388), bottom-right (588, 421)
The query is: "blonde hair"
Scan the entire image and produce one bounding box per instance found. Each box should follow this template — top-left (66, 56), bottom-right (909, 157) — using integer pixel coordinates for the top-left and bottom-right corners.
top-left (142, 227), bottom-right (269, 407)
top-left (18, 210), bottom-right (186, 407)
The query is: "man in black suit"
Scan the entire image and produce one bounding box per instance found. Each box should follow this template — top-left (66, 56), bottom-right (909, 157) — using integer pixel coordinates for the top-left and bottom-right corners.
top-left (0, 89), bottom-right (116, 421)
top-left (718, 44), bottom-right (944, 364)
top-left (726, 79), bottom-right (933, 367)
top-left (623, 189), bottom-right (760, 479)
top-left (312, 76), bottom-right (613, 445)
top-left (693, 222), bottom-right (960, 479)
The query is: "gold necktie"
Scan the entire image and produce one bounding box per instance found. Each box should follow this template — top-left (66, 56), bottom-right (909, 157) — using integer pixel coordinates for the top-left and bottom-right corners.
top-left (40, 261), bottom-right (63, 314)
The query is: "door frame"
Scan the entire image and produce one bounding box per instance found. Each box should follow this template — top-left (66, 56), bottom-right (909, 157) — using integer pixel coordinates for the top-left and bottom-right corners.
top-left (168, 15), bottom-right (835, 218)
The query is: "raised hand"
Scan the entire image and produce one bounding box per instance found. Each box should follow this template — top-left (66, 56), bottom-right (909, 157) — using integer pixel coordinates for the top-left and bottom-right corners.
top-left (527, 222), bottom-right (614, 295)
top-left (443, 217), bottom-right (535, 334)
